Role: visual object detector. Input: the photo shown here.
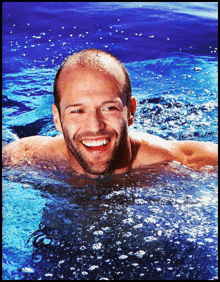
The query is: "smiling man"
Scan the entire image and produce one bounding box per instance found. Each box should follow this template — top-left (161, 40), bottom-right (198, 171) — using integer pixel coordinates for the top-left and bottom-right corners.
top-left (2, 48), bottom-right (218, 177)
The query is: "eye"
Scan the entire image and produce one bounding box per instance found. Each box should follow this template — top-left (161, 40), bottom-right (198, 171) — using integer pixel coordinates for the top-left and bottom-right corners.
top-left (70, 109), bottom-right (84, 114)
top-left (103, 106), bottom-right (119, 111)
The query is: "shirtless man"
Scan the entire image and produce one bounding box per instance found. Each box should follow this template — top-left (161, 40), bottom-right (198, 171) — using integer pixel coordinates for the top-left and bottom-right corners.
top-left (2, 48), bottom-right (218, 178)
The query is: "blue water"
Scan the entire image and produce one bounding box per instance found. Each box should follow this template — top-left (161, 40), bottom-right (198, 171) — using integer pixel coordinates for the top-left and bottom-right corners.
top-left (2, 2), bottom-right (218, 280)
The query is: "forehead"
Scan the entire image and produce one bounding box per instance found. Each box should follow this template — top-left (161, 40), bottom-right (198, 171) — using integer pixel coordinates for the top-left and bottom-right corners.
top-left (57, 66), bottom-right (125, 103)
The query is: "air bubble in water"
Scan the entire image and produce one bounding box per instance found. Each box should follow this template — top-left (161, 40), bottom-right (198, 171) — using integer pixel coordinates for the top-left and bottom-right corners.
top-left (135, 198), bottom-right (147, 205)
top-left (22, 267), bottom-right (35, 273)
top-left (144, 236), bottom-right (157, 242)
top-left (82, 271), bottom-right (88, 275)
top-left (122, 218), bottom-right (134, 225)
top-left (123, 232), bottom-right (132, 237)
top-left (32, 254), bottom-right (42, 263)
top-left (193, 67), bottom-right (203, 72)
top-left (133, 223), bottom-right (143, 229)
top-left (134, 250), bottom-right (146, 258)
top-left (88, 265), bottom-right (99, 270)
top-left (80, 245), bottom-right (87, 250)
top-left (93, 230), bottom-right (104, 236)
top-left (92, 242), bottom-right (102, 250)
top-left (44, 273), bottom-right (53, 277)
top-left (43, 238), bottom-right (51, 245)
top-left (119, 255), bottom-right (128, 260)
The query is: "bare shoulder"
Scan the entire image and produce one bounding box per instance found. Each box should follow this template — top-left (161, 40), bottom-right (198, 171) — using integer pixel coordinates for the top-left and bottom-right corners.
top-left (2, 134), bottom-right (67, 167)
top-left (129, 131), bottom-right (174, 167)
top-left (129, 131), bottom-right (218, 169)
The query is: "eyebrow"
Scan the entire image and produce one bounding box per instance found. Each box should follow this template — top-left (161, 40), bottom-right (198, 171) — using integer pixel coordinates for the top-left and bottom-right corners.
top-left (65, 103), bottom-right (83, 109)
top-left (65, 100), bottom-right (121, 109)
top-left (101, 100), bottom-right (122, 105)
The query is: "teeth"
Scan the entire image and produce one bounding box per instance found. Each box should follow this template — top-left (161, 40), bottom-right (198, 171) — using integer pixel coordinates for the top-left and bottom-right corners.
top-left (82, 138), bottom-right (109, 148)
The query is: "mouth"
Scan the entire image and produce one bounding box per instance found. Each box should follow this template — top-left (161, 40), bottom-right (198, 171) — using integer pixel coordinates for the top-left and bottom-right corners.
top-left (80, 137), bottom-right (111, 151)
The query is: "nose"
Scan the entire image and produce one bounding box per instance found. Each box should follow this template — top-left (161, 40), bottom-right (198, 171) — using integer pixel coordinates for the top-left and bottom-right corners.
top-left (85, 109), bottom-right (106, 133)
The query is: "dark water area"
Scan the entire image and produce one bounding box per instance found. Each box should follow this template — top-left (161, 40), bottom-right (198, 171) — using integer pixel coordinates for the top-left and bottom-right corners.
top-left (2, 2), bottom-right (218, 280)
top-left (2, 163), bottom-right (218, 280)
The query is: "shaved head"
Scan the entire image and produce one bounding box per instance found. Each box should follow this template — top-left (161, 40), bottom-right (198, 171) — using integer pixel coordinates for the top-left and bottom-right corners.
top-left (53, 48), bottom-right (132, 112)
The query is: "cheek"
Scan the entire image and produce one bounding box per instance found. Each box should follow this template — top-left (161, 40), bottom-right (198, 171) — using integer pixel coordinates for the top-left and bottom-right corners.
top-left (118, 112), bottom-right (129, 128)
top-left (107, 116), bottom-right (128, 133)
top-left (61, 116), bottom-right (79, 136)
top-left (105, 109), bottom-right (128, 125)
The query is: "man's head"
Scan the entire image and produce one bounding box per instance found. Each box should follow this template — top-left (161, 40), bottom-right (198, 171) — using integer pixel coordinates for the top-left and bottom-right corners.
top-left (52, 48), bottom-right (136, 177)
top-left (54, 48), bottom-right (132, 112)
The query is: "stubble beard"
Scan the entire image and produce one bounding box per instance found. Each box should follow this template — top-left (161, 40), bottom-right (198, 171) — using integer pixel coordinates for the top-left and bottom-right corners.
top-left (62, 124), bottom-right (128, 176)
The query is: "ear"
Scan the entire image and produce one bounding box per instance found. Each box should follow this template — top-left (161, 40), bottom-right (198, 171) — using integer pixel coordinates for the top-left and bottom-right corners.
top-left (52, 104), bottom-right (63, 132)
top-left (127, 97), bottom-right (136, 126)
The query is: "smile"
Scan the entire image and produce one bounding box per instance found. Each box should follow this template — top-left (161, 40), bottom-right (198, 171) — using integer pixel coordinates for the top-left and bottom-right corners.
top-left (81, 138), bottom-right (111, 149)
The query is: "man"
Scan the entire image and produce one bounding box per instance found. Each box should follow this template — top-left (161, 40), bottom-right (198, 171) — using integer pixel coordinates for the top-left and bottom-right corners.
top-left (2, 48), bottom-right (218, 178)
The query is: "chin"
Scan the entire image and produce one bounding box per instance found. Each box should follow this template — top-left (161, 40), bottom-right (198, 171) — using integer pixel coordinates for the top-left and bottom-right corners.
top-left (82, 162), bottom-right (113, 176)
top-left (72, 145), bottom-right (117, 176)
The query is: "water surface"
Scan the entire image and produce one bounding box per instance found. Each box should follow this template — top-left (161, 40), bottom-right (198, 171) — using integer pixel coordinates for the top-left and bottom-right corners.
top-left (2, 2), bottom-right (218, 280)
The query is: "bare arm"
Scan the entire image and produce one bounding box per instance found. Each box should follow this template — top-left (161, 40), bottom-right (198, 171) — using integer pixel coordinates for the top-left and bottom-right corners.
top-left (3, 138), bottom-right (29, 166)
top-left (170, 140), bottom-right (218, 169)
top-left (2, 136), bottom-right (53, 167)
top-left (130, 132), bottom-right (218, 170)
